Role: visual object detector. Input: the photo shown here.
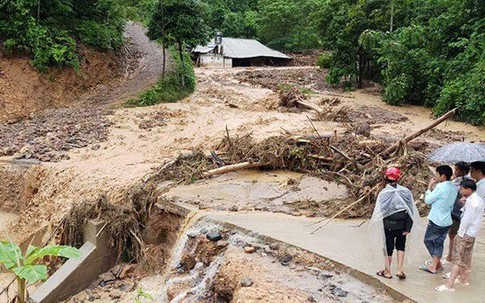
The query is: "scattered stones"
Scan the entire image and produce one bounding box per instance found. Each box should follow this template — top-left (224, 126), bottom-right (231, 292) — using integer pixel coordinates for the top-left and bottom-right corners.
top-left (240, 277), bottom-right (254, 287)
top-left (0, 108), bottom-right (113, 162)
top-left (206, 232), bottom-right (222, 241)
top-left (331, 287), bottom-right (348, 298)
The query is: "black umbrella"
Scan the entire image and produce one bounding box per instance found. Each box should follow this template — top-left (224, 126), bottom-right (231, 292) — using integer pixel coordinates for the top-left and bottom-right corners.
top-left (428, 142), bottom-right (485, 163)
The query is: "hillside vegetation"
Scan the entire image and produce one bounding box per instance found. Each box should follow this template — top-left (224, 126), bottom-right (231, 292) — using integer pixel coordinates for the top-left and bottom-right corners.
top-left (199, 0), bottom-right (484, 125)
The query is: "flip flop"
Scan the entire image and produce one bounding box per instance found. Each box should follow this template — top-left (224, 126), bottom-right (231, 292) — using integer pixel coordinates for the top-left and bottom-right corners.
top-left (419, 265), bottom-right (436, 274)
top-left (376, 270), bottom-right (392, 279)
top-left (435, 285), bottom-right (455, 292)
top-left (396, 273), bottom-right (406, 280)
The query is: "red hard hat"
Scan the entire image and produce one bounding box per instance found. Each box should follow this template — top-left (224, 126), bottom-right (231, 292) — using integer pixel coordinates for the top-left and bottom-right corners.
top-left (385, 167), bottom-right (401, 180)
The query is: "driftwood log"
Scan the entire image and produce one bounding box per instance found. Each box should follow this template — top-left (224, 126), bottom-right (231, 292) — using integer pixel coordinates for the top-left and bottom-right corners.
top-left (203, 162), bottom-right (265, 178)
top-left (382, 108), bottom-right (457, 156)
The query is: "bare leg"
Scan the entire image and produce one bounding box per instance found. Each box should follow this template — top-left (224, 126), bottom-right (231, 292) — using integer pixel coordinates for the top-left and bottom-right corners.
top-left (428, 256), bottom-right (441, 272)
top-left (384, 256), bottom-right (392, 277)
top-left (397, 250), bottom-right (405, 275)
top-left (446, 234), bottom-right (456, 262)
top-left (459, 268), bottom-right (471, 284)
top-left (446, 264), bottom-right (462, 289)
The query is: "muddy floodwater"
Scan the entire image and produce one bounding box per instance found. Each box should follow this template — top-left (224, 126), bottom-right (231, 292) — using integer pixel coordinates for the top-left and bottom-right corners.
top-left (163, 170), bottom-right (349, 216)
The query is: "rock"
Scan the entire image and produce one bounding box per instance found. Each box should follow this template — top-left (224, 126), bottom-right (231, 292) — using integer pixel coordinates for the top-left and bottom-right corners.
top-left (280, 255), bottom-right (292, 266)
top-left (200, 228), bottom-right (208, 234)
top-left (91, 144), bottom-right (101, 150)
top-left (206, 232), bottom-right (222, 241)
top-left (240, 277), bottom-right (254, 287)
top-left (307, 296), bottom-right (317, 302)
top-left (269, 243), bottom-right (280, 251)
top-left (119, 264), bottom-right (136, 279)
top-left (216, 240), bottom-right (229, 248)
top-left (244, 246), bottom-right (256, 254)
top-left (331, 287), bottom-right (348, 298)
top-left (187, 231), bottom-right (198, 238)
top-left (229, 205), bottom-right (238, 212)
top-left (109, 289), bottom-right (123, 299)
top-left (99, 272), bottom-right (116, 283)
top-left (291, 211), bottom-right (302, 216)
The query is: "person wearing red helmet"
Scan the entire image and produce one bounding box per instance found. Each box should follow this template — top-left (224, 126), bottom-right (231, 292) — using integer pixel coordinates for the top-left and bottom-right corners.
top-left (371, 167), bottom-right (420, 280)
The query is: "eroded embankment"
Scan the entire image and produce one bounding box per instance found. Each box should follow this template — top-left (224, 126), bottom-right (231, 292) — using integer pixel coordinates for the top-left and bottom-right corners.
top-left (64, 200), bottom-right (402, 303)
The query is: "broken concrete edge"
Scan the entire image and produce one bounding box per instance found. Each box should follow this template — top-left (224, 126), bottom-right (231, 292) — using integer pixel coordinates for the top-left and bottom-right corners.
top-left (155, 198), bottom-right (415, 303)
top-left (29, 220), bottom-right (117, 303)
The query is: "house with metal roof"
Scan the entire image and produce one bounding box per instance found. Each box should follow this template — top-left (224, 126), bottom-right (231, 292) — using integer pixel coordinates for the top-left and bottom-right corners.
top-left (193, 34), bottom-right (292, 68)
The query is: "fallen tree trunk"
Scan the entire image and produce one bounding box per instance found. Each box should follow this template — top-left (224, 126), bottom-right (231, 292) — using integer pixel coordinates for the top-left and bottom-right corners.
top-left (382, 108), bottom-right (457, 156)
top-left (203, 162), bottom-right (265, 178)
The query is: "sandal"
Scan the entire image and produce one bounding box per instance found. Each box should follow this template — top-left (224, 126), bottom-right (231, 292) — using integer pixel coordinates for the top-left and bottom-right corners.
top-left (396, 273), bottom-right (406, 280)
top-left (419, 265), bottom-right (436, 274)
top-left (376, 270), bottom-right (392, 279)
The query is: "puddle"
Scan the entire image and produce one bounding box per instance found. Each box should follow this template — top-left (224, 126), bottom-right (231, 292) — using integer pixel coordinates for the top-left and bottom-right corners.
top-left (163, 170), bottom-right (348, 214)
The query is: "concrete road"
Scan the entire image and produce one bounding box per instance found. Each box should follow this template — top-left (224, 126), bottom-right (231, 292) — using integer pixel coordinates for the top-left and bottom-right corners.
top-left (208, 211), bottom-right (485, 303)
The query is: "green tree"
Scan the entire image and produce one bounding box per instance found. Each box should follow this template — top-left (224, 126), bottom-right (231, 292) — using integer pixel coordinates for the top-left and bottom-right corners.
top-left (0, 241), bottom-right (80, 303)
top-left (148, 0), bottom-right (210, 87)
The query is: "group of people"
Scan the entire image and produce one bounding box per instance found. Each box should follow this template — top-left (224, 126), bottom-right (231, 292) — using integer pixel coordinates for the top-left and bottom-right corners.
top-left (372, 161), bottom-right (485, 292)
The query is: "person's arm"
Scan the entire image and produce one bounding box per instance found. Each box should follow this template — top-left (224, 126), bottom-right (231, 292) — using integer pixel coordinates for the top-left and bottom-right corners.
top-left (404, 213), bottom-right (413, 234)
top-left (425, 183), bottom-right (442, 205)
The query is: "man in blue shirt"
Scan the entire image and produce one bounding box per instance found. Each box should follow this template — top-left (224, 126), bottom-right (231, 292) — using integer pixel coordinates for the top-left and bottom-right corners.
top-left (420, 165), bottom-right (457, 274)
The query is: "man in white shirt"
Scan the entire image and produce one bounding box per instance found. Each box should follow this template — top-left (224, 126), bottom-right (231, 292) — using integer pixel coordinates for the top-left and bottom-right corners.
top-left (436, 179), bottom-right (485, 292)
top-left (470, 161), bottom-right (485, 200)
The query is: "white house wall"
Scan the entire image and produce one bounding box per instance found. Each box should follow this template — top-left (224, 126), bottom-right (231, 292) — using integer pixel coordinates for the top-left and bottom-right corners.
top-left (199, 54), bottom-right (232, 68)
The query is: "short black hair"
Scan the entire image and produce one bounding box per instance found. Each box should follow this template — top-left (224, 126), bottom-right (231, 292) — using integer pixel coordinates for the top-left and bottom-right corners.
top-left (460, 179), bottom-right (477, 191)
top-left (436, 165), bottom-right (453, 180)
top-left (470, 161), bottom-right (485, 175)
top-left (455, 161), bottom-right (470, 175)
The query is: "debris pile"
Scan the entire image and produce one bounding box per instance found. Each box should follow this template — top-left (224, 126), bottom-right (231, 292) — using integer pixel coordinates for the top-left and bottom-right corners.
top-left (157, 131), bottom-right (430, 218)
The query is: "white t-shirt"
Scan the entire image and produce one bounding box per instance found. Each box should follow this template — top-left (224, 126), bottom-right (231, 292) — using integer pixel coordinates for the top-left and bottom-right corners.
top-left (458, 192), bottom-right (485, 238)
top-left (476, 178), bottom-right (485, 201)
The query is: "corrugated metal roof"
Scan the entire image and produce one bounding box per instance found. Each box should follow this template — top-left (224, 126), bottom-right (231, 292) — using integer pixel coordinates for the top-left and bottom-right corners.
top-left (193, 38), bottom-right (291, 60)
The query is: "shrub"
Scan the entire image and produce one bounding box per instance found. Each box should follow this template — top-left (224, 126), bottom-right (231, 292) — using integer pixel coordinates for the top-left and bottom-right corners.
top-left (316, 53), bottom-right (332, 69)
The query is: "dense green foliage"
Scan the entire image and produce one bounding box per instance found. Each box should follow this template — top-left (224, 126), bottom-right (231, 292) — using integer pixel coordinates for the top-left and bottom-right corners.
top-left (0, 0), bottom-right (125, 72)
top-left (125, 47), bottom-right (195, 107)
top-left (201, 0), bottom-right (321, 52)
